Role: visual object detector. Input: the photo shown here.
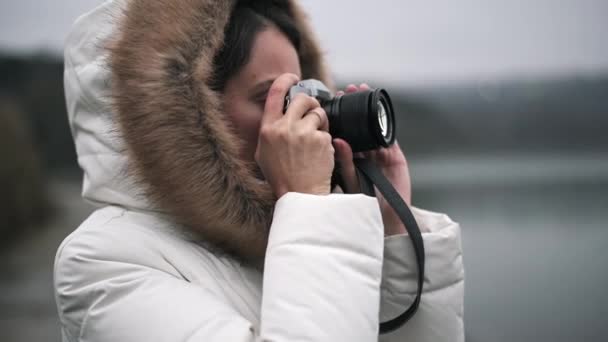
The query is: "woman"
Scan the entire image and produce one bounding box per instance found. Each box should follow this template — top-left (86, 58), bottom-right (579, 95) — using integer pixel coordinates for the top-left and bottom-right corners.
top-left (55, 0), bottom-right (464, 341)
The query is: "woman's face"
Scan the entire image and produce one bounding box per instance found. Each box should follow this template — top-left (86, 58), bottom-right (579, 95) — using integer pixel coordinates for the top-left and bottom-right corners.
top-left (223, 26), bottom-right (302, 166)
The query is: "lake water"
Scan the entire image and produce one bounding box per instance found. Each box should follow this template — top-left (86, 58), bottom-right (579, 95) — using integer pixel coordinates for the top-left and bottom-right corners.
top-left (411, 153), bottom-right (608, 342)
top-left (1, 154), bottom-right (606, 341)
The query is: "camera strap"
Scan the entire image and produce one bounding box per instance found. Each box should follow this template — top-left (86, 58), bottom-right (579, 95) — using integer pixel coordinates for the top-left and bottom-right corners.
top-left (353, 158), bottom-right (425, 334)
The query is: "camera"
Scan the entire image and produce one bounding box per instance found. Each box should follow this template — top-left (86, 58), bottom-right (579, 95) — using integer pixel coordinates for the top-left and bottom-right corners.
top-left (284, 79), bottom-right (396, 152)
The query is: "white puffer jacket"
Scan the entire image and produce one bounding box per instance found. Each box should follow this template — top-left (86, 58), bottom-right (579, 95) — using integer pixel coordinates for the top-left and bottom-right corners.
top-left (54, 1), bottom-right (465, 341)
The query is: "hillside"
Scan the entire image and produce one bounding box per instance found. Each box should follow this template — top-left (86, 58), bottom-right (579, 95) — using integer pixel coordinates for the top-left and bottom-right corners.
top-left (2, 53), bottom-right (607, 174)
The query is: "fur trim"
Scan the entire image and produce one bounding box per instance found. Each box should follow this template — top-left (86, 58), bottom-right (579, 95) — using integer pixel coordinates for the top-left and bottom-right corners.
top-left (108, 0), bottom-right (332, 264)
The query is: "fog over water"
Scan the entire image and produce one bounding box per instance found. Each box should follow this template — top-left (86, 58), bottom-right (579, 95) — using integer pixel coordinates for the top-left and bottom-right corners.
top-left (1, 0), bottom-right (607, 85)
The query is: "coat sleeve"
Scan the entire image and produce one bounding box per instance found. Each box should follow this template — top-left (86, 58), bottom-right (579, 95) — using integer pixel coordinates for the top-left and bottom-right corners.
top-left (378, 207), bottom-right (465, 342)
top-left (54, 193), bottom-right (386, 342)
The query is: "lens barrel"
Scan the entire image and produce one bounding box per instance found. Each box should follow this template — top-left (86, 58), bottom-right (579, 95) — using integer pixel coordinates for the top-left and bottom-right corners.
top-left (322, 89), bottom-right (396, 153)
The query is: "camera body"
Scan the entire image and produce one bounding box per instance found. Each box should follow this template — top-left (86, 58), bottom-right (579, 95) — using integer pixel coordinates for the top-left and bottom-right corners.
top-left (285, 79), bottom-right (333, 107)
top-left (284, 79), bottom-right (396, 153)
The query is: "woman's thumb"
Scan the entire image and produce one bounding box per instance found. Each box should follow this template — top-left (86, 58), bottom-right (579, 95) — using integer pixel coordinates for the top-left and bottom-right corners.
top-left (333, 138), bottom-right (360, 194)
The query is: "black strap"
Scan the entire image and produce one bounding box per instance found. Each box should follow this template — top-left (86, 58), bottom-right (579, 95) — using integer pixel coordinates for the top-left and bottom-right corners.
top-left (353, 158), bottom-right (426, 334)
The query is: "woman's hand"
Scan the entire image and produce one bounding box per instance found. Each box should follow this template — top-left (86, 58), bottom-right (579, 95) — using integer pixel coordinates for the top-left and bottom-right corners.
top-left (255, 73), bottom-right (334, 199)
top-left (333, 83), bottom-right (412, 236)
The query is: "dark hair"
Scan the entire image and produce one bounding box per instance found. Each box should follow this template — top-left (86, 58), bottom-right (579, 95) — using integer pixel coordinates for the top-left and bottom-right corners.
top-left (210, 2), bottom-right (301, 91)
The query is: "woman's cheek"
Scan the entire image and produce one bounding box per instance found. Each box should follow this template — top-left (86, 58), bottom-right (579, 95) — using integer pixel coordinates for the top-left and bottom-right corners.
top-left (243, 104), bottom-right (265, 161)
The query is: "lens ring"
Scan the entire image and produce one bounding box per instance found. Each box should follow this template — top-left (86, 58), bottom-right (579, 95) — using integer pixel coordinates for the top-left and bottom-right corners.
top-left (376, 90), bottom-right (395, 146)
top-left (377, 100), bottom-right (388, 138)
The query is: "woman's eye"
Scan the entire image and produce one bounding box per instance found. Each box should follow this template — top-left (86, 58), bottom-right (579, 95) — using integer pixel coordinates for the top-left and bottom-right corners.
top-left (250, 90), bottom-right (269, 107)
top-left (256, 95), bottom-right (268, 106)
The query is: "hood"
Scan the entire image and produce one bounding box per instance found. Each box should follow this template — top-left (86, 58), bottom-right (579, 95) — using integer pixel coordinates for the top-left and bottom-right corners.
top-left (65, 0), bottom-right (332, 264)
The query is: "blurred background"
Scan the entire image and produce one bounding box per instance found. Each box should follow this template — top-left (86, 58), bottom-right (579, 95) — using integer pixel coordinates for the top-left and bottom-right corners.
top-left (1, 0), bottom-right (607, 341)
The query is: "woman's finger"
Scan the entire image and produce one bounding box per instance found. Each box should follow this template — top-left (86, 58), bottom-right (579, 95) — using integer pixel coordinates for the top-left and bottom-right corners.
top-left (284, 93), bottom-right (321, 121)
top-left (262, 73), bottom-right (300, 125)
top-left (333, 138), bottom-right (360, 194)
top-left (345, 84), bottom-right (358, 93)
top-left (299, 108), bottom-right (329, 132)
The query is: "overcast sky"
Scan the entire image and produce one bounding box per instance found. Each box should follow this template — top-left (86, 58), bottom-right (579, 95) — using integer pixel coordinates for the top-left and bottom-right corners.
top-left (1, 0), bottom-right (607, 86)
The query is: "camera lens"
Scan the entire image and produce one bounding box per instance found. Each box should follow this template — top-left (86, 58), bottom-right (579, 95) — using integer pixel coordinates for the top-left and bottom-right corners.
top-left (323, 88), bottom-right (395, 152)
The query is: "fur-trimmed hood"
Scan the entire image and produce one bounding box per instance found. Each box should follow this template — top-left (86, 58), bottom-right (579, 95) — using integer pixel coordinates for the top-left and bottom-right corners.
top-left (65, 0), bottom-right (331, 264)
